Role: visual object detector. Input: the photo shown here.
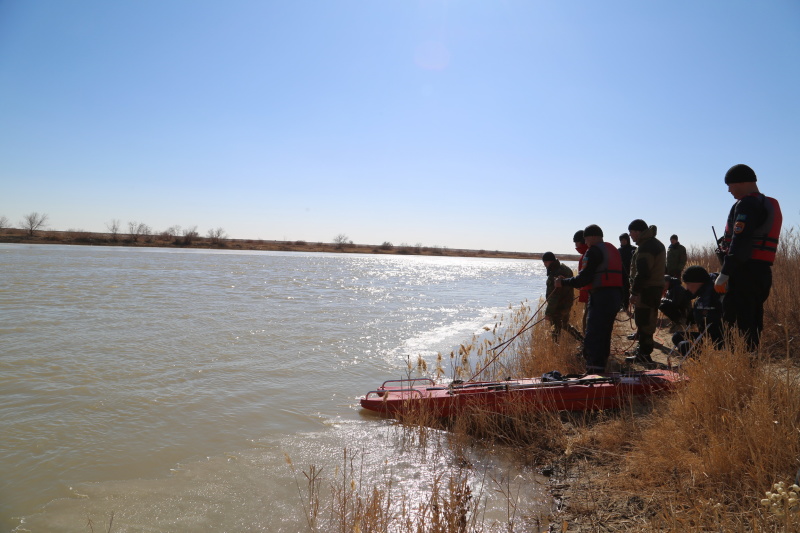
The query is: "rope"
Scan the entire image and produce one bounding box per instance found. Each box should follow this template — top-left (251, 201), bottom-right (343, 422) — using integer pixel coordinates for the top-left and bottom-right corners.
top-left (467, 291), bottom-right (571, 382)
top-left (487, 295), bottom-right (551, 353)
top-left (467, 315), bottom-right (548, 382)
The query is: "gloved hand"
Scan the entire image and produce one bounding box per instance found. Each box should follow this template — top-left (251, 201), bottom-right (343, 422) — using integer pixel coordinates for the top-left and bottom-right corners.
top-left (714, 273), bottom-right (729, 294)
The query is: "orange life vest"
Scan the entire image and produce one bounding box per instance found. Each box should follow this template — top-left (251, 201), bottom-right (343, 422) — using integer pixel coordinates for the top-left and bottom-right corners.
top-left (723, 193), bottom-right (782, 264)
top-left (580, 242), bottom-right (624, 290)
top-left (750, 194), bottom-right (782, 263)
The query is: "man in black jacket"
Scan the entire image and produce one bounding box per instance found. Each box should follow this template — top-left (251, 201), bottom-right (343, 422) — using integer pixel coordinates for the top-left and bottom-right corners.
top-left (660, 274), bottom-right (693, 330)
top-left (716, 164), bottom-right (783, 350)
top-left (672, 266), bottom-right (724, 356)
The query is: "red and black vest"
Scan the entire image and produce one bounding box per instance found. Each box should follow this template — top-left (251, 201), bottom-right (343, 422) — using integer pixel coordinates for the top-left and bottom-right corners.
top-left (580, 242), bottom-right (624, 290)
top-left (723, 193), bottom-right (782, 264)
top-left (750, 194), bottom-right (782, 263)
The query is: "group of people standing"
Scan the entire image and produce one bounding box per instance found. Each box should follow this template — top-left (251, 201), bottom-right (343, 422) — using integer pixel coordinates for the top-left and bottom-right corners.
top-left (542, 164), bottom-right (783, 373)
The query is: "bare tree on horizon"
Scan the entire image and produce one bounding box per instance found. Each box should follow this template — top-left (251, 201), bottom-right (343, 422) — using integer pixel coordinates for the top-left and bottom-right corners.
top-left (21, 212), bottom-right (49, 236)
top-left (106, 219), bottom-right (121, 241)
top-left (207, 227), bottom-right (226, 244)
top-left (333, 233), bottom-right (352, 249)
top-left (127, 221), bottom-right (151, 242)
top-left (182, 226), bottom-right (199, 245)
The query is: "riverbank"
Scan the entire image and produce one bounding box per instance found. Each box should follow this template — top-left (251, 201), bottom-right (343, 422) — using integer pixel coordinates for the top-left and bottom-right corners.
top-left (534, 240), bottom-right (800, 531)
top-left (0, 228), bottom-right (580, 261)
top-left (541, 314), bottom-right (691, 532)
top-left (545, 314), bottom-right (800, 531)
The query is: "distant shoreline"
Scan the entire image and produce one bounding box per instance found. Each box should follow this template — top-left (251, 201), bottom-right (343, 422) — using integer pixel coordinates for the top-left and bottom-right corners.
top-left (0, 229), bottom-right (581, 262)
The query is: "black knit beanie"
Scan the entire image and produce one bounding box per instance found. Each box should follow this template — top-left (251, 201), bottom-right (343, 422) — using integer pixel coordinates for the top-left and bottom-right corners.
top-left (682, 265), bottom-right (710, 284)
top-left (572, 230), bottom-right (585, 244)
top-left (583, 224), bottom-right (603, 238)
top-left (724, 164), bottom-right (757, 184)
top-left (542, 251), bottom-right (556, 262)
top-left (628, 219), bottom-right (648, 232)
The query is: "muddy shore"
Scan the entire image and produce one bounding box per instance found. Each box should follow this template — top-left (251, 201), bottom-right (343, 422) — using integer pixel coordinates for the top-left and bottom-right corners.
top-left (544, 312), bottom-right (682, 532)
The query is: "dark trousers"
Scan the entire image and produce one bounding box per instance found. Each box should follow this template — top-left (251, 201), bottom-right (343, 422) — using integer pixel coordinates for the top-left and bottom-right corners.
top-left (621, 279), bottom-right (631, 310)
top-left (634, 286), bottom-right (663, 355)
top-left (723, 262), bottom-right (772, 350)
top-left (550, 314), bottom-right (569, 341)
top-left (634, 306), bottom-right (658, 355)
top-left (583, 287), bottom-right (622, 372)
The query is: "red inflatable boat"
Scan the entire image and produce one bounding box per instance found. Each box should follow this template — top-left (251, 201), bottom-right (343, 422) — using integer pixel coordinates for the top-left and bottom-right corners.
top-left (360, 370), bottom-right (683, 418)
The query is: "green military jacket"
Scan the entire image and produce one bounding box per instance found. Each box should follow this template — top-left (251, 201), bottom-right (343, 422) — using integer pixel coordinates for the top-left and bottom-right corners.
top-left (630, 225), bottom-right (666, 307)
top-left (666, 242), bottom-right (687, 275)
top-left (545, 260), bottom-right (575, 319)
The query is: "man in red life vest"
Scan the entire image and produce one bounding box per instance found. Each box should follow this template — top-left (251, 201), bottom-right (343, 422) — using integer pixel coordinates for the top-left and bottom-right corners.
top-left (716, 164), bottom-right (783, 351)
top-left (556, 224), bottom-right (623, 373)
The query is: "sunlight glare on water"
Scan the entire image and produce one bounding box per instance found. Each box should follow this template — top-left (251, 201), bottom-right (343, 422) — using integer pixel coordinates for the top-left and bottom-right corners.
top-left (0, 244), bottom-right (556, 531)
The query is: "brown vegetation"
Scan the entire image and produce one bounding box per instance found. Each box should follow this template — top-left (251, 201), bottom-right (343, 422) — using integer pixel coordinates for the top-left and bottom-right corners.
top-left (0, 227), bottom-right (567, 260)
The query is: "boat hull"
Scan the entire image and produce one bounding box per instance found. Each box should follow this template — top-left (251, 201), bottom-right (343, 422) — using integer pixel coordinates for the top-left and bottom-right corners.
top-left (360, 370), bottom-right (683, 418)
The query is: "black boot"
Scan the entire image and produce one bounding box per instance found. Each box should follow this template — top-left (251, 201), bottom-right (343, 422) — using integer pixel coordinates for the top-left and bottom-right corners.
top-left (625, 350), bottom-right (656, 369)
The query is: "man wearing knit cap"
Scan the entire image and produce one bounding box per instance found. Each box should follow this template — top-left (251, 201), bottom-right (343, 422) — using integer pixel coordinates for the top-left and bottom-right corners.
top-left (542, 252), bottom-right (575, 340)
top-left (556, 224), bottom-right (624, 373)
top-left (627, 218), bottom-right (666, 367)
top-left (716, 164), bottom-right (783, 350)
top-left (666, 234), bottom-right (687, 278)
top-left (671, 266), bottom-right (724, 356)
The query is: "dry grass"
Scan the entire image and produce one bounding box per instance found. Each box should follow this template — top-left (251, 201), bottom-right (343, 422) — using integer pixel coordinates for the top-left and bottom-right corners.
top-left (286, 448), bottom-right (480, 533)
top-left (550, 229), bottom-right (800, 532)
top-left (585, 342), bottom-right (799, 532)
top-left (764, 227), bottom-right (800, 358)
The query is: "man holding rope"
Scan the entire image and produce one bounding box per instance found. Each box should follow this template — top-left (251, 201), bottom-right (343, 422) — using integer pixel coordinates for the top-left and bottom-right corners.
top-left (542, 251), bottom-right (574, 341)
top-left (556, 224), bottom-right (624, 373)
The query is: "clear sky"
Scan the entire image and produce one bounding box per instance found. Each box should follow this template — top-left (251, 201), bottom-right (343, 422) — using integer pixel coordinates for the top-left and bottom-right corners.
top-left (1, 1), bottom-right (798, 255)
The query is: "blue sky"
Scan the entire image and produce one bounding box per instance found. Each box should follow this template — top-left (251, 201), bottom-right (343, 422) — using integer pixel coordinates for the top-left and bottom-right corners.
top-left (1, 1), bottom-right (798, 254)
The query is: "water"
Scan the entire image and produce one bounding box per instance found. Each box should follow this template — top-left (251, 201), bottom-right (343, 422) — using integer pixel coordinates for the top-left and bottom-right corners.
top-left (0, 244), bottom-right (555, 531)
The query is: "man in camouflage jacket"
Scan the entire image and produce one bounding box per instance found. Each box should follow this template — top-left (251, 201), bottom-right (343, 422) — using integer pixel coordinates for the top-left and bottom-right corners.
top-left (542, 252), bottom-right (575, 340)
top-left (666, 234), bottom-right (688, 278)
top-left (627, 219), bottom-right (666, 366)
